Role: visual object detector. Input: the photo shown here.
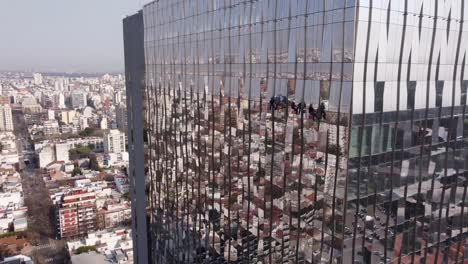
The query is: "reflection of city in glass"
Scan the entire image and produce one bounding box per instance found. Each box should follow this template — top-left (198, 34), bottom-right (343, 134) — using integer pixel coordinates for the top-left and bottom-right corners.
top-left (124, 0), bottom-right (468, 263)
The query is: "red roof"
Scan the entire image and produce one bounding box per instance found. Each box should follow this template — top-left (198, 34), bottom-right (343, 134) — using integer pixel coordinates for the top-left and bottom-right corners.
top-left (46, 160), bottom-right (65, 167)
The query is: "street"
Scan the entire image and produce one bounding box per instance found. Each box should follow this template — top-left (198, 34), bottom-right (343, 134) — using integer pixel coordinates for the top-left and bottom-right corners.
top-left (13, 110), bottom-right (69, 264)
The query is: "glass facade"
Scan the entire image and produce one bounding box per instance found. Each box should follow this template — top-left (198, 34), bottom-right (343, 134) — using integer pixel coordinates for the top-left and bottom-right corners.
top-left (124, 0), bottom-right (468, 263)
top-left (348, 1), bottom-right (468, 263)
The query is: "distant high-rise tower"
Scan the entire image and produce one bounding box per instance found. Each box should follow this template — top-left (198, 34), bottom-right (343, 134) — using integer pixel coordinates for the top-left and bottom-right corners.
top-left (58, 93), bottom-right (66, 109)
top-left (33, 73), bottom-right (43, 85)
top-left (0, 104), bottom-right (14, 131)
top-left (114, 91), bottom-right (122, 105)
top-left (71, 90), bottom-right (87, 109)
top-left (55, 79), bottom-right (64, 91)
top-left (125, 1), bottom-right (468, 263)
top-left (115, 103), bottom-right (127, 131)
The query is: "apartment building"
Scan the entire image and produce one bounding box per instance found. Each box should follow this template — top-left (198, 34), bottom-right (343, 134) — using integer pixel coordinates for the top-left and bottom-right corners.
top-left (0, 105), bottom-right (13, 131)
top-left (57, 189), bottom-right (97, 238)
top-left (103, 129), bottom-right (126, 154)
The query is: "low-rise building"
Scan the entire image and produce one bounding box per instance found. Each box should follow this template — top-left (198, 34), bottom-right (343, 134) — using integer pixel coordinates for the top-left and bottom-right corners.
top-left (43, 120), bottom-right (60, 135)
top-left (28, 120), bottom-right (60, 139)
top-left (60, 124), bottom-right (80, 134)
top-left (67, 228), bottom-right (133, 263)
top-left (114, 175), bottom-right (129, 194)
top-left (0, 132), bottom-right (19, 164)
top-left (13, 217), bottom-right (27, 231)
top-left (96, 202), bottom-right (131, 229)
top-left (38, 145), bottom-right (55, 168)
top-left (70, 252), bottom-right (107, 264)
top-left (36, 137), bottom-right (104, 167)
top-left (103, 152), bottom-right (128, 167)
top-left (21, 101), bottom-right (42, 114)
top-left (0, 254), bottom-right (33, 264)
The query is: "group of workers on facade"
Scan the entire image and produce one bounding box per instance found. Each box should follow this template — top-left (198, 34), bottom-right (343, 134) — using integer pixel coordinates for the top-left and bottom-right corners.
top-left (269, 95), bottom-right (326, 120)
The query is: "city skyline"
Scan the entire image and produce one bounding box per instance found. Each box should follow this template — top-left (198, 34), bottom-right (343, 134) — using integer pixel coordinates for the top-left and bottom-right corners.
top-left (0, 71), bottom-right (134, 263)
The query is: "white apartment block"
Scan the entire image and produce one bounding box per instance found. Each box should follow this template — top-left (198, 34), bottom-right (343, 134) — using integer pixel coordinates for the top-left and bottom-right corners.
top-left (55, 143), bottom-right (70, 162)
top-left (103, 129), bottom-right (126, 154)
top-left (0, 105), bottom-right (13, 131)
top-left (38, 145), bottom-right (55, 168)
top-left (36, 137), bottom-right (105, 167)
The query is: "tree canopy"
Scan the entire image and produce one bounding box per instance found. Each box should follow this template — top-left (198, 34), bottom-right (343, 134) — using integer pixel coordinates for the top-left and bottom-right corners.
top-left (69, 145), bottom-right (92, 160)
top-left (78, 127), bottom-right (95, 137)
top-left (75, 245), bottom-right (97, 254)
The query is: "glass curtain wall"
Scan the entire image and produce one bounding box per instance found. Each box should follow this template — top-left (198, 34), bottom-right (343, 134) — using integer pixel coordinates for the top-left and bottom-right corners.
top-left (142, 0), bottom-right (354, 263)
top-left (135, 0), bottom-right (468, 263)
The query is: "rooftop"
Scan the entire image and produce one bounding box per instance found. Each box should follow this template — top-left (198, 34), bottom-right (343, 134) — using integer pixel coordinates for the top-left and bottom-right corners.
top-left (70, 252), bottom-right (109, 264)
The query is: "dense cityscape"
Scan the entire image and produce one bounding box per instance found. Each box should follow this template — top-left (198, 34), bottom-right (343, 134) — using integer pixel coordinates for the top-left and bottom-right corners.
top-left (0, 72), bottom-right (133, 263)
top-left (0, 0), bottom-right (467, 264)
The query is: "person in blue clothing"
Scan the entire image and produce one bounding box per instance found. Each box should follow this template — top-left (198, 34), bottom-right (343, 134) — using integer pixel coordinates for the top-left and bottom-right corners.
top-left (269, 96), bottom-right (276, 111)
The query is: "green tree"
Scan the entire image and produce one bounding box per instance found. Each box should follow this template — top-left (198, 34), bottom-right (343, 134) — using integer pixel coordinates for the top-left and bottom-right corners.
top-left (69, 145), bottom-right (92, 160)
top-left (79, 127), bottom-right (95, 137)
top-left (89, 154), bottom-right (101, 171)
top-left (75, 246), bottom-right (97, 254)
top-left (104, 174), bottom-right (114, 182)
top-left (72, 162), bottom-right (82, 176)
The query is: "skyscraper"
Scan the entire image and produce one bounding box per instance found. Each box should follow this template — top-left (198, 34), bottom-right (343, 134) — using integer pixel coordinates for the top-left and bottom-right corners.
top-left (123, 10), bottom-right (148, 264)
top-left (124, 1), bottom-right (468, 263)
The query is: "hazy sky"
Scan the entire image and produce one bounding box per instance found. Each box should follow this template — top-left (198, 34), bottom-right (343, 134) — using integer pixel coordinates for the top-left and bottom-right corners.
top-left (0, 0), bottom-right (151, 73)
